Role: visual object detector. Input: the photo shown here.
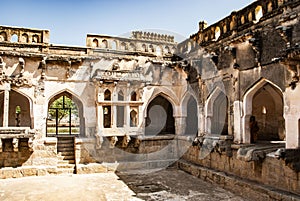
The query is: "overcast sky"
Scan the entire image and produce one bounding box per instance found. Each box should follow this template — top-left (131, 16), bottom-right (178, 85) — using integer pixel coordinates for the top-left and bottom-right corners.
top-left (1, 0), bottom-right (254, 46)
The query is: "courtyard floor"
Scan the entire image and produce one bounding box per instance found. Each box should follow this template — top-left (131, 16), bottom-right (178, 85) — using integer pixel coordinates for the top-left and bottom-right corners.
top-left (0, 168), bottom-right (247, 201)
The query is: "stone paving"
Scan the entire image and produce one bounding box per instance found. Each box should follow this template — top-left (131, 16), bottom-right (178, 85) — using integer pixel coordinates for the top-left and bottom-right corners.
top-left (0, 168), bottom-right (247, 201)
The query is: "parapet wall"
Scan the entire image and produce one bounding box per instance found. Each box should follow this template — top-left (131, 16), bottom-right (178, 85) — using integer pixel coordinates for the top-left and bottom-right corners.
top-left (0, 26), bottom-right (50, 44)
top-left (191, 0), bottom-right (299, 45)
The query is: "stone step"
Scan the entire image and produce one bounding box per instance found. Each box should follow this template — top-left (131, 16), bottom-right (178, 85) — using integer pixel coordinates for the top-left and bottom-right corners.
top-left (57, 168), bottom-right (75, 175)
top-left (57, 147), bottom-right (74, 151)
top-left (57, 143), bottom-right (74, 148)
top-left (58, 158), bottom-right (75, 164)
top-left (58, 151), bottom-right (75, 157)
top-left (57, 163), bottom-right (75, 169)
top-left (61, 155), bottom-right (75, 160)
top-left (57, 141), bottom-right (74, 145)
top-left (57, 148), bottom-right (74, 154)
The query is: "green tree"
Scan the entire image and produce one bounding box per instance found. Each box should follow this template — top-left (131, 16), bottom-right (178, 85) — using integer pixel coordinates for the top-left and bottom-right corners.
top-left (48, 96), bottom-right (78, 123)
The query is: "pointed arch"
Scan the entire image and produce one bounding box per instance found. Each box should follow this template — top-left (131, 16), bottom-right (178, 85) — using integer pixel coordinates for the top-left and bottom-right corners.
top-left (104, 89), bottom-right (111, 101)
top-left (145, 94), bottom-right (175, 135)
top-left (47, 90), bottom-right (85, 136)
top-left (118, 90), bottom-right (124, 101)
top-left (182, 93), bottom-right (198, 135)
top-left (0, 89), bottom-right (33, 128)
top-left (242, 78), bottom-right (284, 143)
top-left (130, 91), bottom-right (137, 101)
top-left (205, 87), bottom-right (228, 135)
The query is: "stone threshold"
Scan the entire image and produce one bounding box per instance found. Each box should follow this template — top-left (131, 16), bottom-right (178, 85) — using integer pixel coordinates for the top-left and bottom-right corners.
top-left (177, 159), bottom-right (300, 201)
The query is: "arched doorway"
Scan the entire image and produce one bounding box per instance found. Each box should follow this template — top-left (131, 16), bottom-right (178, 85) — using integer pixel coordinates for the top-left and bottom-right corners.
top-left (185, 96), bottom-right (198, 135)
top-left (145, 95), bottom-right (175, 135)
top-left (243, 79), bottom-right (284, 143)
top-left (251, 83), bottom-right (284, 141)
top-left (47, 91), bottom-right (84, 137)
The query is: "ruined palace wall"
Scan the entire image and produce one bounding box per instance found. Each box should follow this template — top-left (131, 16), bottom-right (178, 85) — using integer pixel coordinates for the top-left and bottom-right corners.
top-left (180, 144), bottom-right (300, 194)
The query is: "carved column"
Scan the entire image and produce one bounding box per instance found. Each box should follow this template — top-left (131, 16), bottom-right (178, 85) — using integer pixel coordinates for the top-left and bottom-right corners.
top-left (3, 83), bottom-right (10, 127)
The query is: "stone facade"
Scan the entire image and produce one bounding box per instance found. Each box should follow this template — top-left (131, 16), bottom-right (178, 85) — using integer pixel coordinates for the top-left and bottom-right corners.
top-left (0, 0), bottom-right (299, 197)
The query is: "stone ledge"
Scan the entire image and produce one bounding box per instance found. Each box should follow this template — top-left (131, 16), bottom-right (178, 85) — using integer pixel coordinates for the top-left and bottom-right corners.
top-left (177, 159), bottom-right (300, 201)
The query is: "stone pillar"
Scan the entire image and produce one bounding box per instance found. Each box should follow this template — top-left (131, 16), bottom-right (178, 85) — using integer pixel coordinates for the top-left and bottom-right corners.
top-left (112, 105), bottom-right (117, 128)
top-left (233, 101), bottom-right (243, 143)
top-left (198, 107), bottom-right (205, 135)
top-left (126, 104), bottom-right (130, 129)
top-left (97, 106), bottom-right (103, 131)
top-left (174, 116), bottom-right (186, 135)
top-left (285, 115), bottom-right (300, 149)
top-left (3, 83), bottom-right (10, 127)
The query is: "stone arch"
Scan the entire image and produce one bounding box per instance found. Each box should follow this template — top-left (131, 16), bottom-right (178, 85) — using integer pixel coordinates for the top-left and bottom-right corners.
top-left (214, 26), bottom-right (221, 40)
top-left (111, 40), bottom-right (117, 50)
top-left (181, 93), bottom-right (198, 135)
top-left (130, 91), bottom-right (137, 101)
top-left (141, 44), bottom-right (147, 52)
top-left (242, 78), bottom-right (284, 143)
top-left (129, 43), bottom-right (135, 51)
top-left (0, 31), bottom-right (7, 42)
top-left (156, 46), bottom-right (162, 56)
top-left (205, 87), bottom-right (228, 135)
top-left (21, 33), bottom-right (29, 43)
top-left (104, 89), bottom-right (112, 101)
top-left (11, 34), bottom-right (18, 43)
top-left (92, 38), bottom-right (99, 47)
top-left (254, 5), bottom-right (263, 23)
top-left (101, 39), bottom-right (108, 48)
top-left (47, 90), bottom-right (85, 136)
top-left (120, 42), bottom-right (127, 50)
top-left (145, 94), bottom-right (175, 135)
top-left (118, 90), bottom-right (124, 101)
top-left (0, 89), bottom-right (33, 128)
top-left (32, 35), bottom-right (39, 43)
top-left (267, 2), bottom-right (273, 12)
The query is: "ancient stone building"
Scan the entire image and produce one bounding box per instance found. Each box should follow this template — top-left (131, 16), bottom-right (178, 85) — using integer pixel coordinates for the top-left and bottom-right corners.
top-left (0, 0), bottom-right (299, 198)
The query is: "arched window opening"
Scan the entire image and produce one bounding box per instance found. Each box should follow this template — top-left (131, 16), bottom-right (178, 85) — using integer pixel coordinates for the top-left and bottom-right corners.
top-left (101, 39), bottom-right (108, 48)
top-left (104, 89), bottom-right (111, 101)
top-left (267, 2), bottom-right (273, 12)
top-left (120, 42), bottom-right (127, 51)
top-left (130, 109), bottom-right (138, 127)
top-left (92, 39), bottom-right (98, 48)
top-left (111, 40), bottom-right (117, 50)
top-left (131, 91), bottom-right (137, 101)
top-left (129, 43), bottom-right (135, 51)
top-left (32, 35), bottom-right (39, 43)
top-left (248, 12), bottom-right (253, 21)
top-left (211, 92), bottom-right (228, 135)
top-left (156, 46), bottom-right (162, 56)
top-left (11, 34), bottom-right (18, 43)
top-left (149, 45), bottom-right (154, 52)
top-left (0, 32), bottom-right (7, 42)
top-left (223, 25), bottom-right (227, 34)
top-left (145, 95), bottom-right (175, 135)
top-left (254, 6), bottom-right (263, 23)
top-left (47, 94), bottom-right (80, 136)
top-left (241, 16), bottom-right (245, 24)
top-left (187, 42), bottom-right (192, 52)
top-left (118, 90), bottom-right (124, 101)
top-left (185, 97), bottom-right (198, 135)
top-left (141, 44), bottom-right (147, 52)
top-left (21, 33), bottom-right (28, 43)
top-left (251, 83), bottom-right (284, 141)
top-left (278, 0), bottom-right (284, 6)
top-left (214, 26), bottom-right (221, 40)
top-left (103, 106), bottom-right (111, 128)
top-left (164, 46), bottom-right (170, 54)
